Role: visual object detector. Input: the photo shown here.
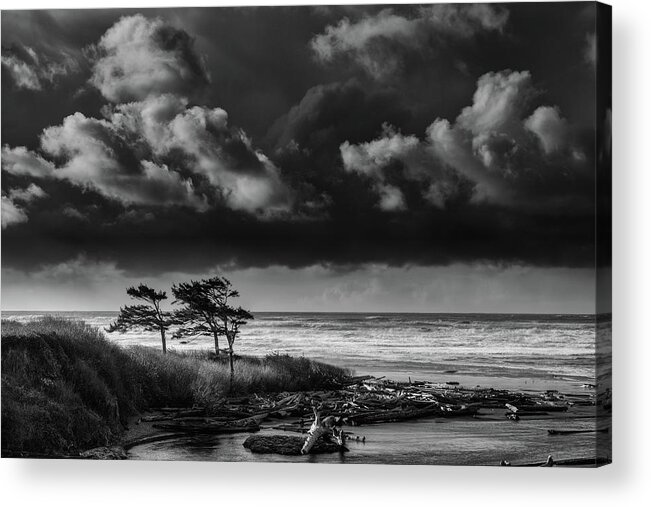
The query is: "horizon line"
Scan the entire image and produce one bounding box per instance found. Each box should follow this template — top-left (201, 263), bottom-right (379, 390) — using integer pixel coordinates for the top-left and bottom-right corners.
top-left (1, 309), bottom-right (602, 316)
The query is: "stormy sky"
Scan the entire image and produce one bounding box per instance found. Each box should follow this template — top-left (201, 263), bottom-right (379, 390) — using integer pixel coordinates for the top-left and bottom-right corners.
top-left (1, 3), bottom-right (609, 313)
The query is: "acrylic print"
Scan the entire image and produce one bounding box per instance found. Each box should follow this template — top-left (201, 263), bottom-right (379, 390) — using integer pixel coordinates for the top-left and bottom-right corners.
top-left (1, 2), bottom-right (611, 466)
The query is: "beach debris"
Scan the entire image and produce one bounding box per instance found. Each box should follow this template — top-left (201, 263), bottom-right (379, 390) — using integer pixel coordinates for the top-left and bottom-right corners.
top-left (505, 410), bottom-right (549, 417)
top-left (541, 455), bottom-right (555, 467)
top-left (300, 404), bottom-right (346, 454)
top-left (211, 377), bottom-right (577, 429)
top-left (547, 428), bottom-right (609, 435)
top-left (506, 402), bottom-right (567, 414)
top-left (122, 432), bottom-right (188, 450)
top-left (243, 435), bottom-right (345, 455)
top-left (120, 375), bottom-right (599, 460)
top-left (499, 456), bottom-right (610, 467)
top-left (140, 376), bottom-right (585, 442)
top-left (152, 414), bottom-right (262, 435)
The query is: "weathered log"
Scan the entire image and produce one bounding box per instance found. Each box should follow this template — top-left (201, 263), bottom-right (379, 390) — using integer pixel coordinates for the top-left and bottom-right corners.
top-left (158, 407), bottom-right (204, 414)
top-left (243, 435), bottom-right (345, 455)
top-left (547, 428), bottom-right (609, 435)
top-left (300, 405), bottom-right (348, 454)
top-left (504, 410), bottom-right (549, 417)
top-left (344, 375), bottom-right (375, 385)
top-left (153, 422), bottom-right (259, 434)
top-left (534, 404), bottom-right (569, 412)
top-left (301, 406), bottom-right (332, 454)
top-left (346, 403), bottom-right (479, 425)
top-left (140, 414), bottom-right (175, 423)
top-left (209, 408), bottom-right (255, 419)
top-left (440, 403), bottom-right (481, 417)
top-left (541, 455), bottom-right (555, 467)
top-left (122, 433), bottom-right (187, 450)
top-left (500, 455), bottom-right (611, 467)
top-left (509, 404), bottom-right (568, 413)
top-left (272, 424), bottom-right (308, 433)
top-left (331, 427), bottom-right (347, 448)
top-left (153, 415), bottom-right (261, 435)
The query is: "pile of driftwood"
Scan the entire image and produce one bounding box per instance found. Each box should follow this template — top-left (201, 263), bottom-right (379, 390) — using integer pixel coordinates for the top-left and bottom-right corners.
top-left (124, 376), bottom-right (592, 455)
top-left (208, 375), bottom-right (580, 429)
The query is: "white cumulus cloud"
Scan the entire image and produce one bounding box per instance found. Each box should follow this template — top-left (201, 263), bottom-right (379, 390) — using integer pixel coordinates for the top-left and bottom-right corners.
top-left (311, 4), bottom-right (508, 79)
top-left (524, 106), bottom-right (569, 154)
top-left (1, 195), bottom-right (29, 229)
top-left (1, 184), bottom-right (48, 229)
top-left (89, 14), bottom-right (209, 103)
top-left (341, 69), bottom-right (587, 210)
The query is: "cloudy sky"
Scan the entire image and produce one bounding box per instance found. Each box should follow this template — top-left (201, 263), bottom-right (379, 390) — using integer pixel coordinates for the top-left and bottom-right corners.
top-left (1, 3), bottom-right (610, 313)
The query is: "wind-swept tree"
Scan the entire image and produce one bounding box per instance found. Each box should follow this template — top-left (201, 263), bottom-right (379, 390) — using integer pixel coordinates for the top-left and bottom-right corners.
top-left (106, 284), bottom-right (173, 354)
top-left (172, 276), bottom-right (253, 382)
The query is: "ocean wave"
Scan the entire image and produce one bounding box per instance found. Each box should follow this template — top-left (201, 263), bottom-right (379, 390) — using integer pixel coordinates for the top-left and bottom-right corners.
top-left (2, 311), bottom-right (597, 382)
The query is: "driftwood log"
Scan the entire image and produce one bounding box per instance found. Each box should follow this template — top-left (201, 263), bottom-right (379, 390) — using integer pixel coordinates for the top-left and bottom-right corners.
top-left (243, 435), bottom-right (344, 455)
top-left (153, 416), bottom-right (261, 435)
top-left (242, 405), bottom-right (348, 456)
top-left (547, 428), bottom-right (609, 435)
top-left (499, 455), bottom-right (611, 467)
top-left (300, 404), bottom-right (347, 454)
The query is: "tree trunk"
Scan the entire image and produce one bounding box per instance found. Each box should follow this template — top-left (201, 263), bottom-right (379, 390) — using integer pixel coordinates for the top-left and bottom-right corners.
top-left (213, 330), bottom-right (220, 356)
top-left (229, 348), bottom-right (235, 392)
top-left (160, 327), bottom-right (167, 354)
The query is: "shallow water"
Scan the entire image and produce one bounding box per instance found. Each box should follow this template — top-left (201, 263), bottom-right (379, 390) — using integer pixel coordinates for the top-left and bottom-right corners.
top-left (127, 408), bottom-right (600, 465)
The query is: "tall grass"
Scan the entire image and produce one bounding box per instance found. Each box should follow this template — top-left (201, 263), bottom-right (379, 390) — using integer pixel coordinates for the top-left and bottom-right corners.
top-left (1, 317), bottom-right (351, 456)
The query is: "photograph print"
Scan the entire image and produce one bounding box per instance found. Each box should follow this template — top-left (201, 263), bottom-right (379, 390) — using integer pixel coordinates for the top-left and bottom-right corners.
top-left (1, 2), bottom-right (612, 466)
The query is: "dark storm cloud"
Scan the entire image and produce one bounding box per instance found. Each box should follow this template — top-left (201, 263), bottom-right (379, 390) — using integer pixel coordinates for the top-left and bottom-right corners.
top-left (1, 10), bottom-right (109, 149)
top-left (0, 188), bottom-right (595, 277)
top-left (267, 79), bottom-right (413, 152)
top-left (2, 4), bottom-right (602, 277)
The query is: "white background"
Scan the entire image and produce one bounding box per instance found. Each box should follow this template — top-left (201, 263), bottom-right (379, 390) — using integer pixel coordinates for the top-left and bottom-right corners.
top-left (1, 0), bottom-right (649, 505)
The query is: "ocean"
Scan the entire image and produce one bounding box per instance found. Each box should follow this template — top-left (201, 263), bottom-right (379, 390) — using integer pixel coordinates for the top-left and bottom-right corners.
top-left (1, 311), bottom-right (598, 392)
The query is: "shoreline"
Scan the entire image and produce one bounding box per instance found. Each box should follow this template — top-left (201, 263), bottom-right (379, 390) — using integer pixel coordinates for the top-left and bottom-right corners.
top-left (1, 317), bottom-right (609, 466)
top-left (121, 375), bottom-right (609, 466)
top-left (1, 310), bottom-right (599, 386)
